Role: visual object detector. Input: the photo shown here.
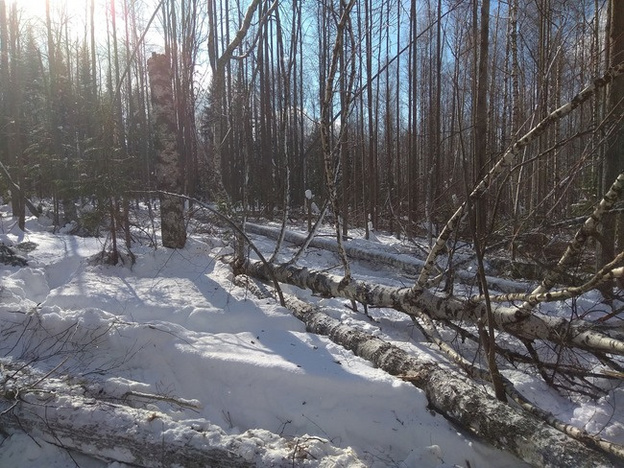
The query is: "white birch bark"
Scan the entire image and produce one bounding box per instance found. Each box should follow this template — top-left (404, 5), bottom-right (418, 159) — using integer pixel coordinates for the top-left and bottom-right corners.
top-left (517, 172), bottom-right (624, 313)
top-left (147, 53), bottom-right (186, 249)
top-left (237, 259), bottom-right (624, 355)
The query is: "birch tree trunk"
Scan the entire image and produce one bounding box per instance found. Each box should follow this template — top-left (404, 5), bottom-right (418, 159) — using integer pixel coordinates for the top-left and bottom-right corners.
top-left (147, 52), bottom-right (186, 249)
top-left (236, 258), bottom-right (624, 355)
top-left (1, 394), bottom-right (251, 467)
top-left (319, 0), bottom-right (356, 280)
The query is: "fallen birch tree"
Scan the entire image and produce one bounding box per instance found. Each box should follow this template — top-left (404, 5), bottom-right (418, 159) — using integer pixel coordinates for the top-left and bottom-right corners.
top-left (0, 360), bottom-right (365, 468)
top-left (237, 64), bottom-right (624, 397)
top-left (245, 222), bottom-right (529, 293)
top-left (235, 258), bottom-right (624, 357)
top-left (232, 275), bottom-right (618, 468)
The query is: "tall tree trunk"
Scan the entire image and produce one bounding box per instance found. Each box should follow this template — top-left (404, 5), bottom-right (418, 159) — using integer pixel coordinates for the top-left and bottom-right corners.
top-left (0, 3), bottom-right (38, 222)
top-left (425, 0), bottom-right (442, 243)
top-left (407, 0), bottom-right (419, 236)
top-left (470, 0), bottom-right (504, 401)
top-left (320, 0), bottom-right (356, 280)
top-left (473, 0), bottom-right (490, 239)
top-left (598, 0), bottom-right (624, 291)
top-left (7, 3), bottom-right (24, 228)
top-left (0, 0), bottom-right (9, 195)
top-left (364, 0), bottom-right (378, 233)
top-left (147, 52), bottom-right (186, 249)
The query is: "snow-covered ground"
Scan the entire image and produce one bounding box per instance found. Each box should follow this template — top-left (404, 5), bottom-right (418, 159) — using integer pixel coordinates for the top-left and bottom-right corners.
top-left (0, 206), bottom-right (621, 467)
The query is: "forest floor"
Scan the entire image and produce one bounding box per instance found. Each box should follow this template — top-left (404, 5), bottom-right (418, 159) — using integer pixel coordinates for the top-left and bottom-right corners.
top-left (0, 203), bottom-right (622, 467)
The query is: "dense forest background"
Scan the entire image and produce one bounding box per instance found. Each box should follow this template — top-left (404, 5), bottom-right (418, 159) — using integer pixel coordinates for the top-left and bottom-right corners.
top-left (0, 0), bottom-right (622, 253)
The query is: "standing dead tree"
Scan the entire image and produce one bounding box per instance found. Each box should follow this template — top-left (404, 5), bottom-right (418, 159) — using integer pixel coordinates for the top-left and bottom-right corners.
top-left (147, 53), bottom-right (187, 249)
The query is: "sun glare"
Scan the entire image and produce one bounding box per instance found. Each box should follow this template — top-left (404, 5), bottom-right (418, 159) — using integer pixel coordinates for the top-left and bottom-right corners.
top-left (10, 0), bottom-right (92, 20)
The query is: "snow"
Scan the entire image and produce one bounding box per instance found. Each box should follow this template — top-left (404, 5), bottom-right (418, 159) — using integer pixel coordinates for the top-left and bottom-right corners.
top-left (0, 207), bottom-right (619, 467)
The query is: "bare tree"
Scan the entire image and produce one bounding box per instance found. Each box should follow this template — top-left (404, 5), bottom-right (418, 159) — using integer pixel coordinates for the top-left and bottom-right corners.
top-left (319, 0), bottom-right (356, 279)
top-left (205, 0), bottom-right (266, 205)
